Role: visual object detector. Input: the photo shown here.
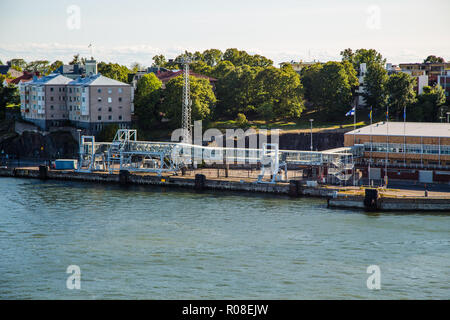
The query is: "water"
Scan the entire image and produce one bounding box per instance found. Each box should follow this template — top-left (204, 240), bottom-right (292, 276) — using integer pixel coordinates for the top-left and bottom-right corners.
top-left (0, 177), bottom-right (449, 299)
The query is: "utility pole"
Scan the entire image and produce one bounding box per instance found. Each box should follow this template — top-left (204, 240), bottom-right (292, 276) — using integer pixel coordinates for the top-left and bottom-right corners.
top-left (309, 119), bottom-right (314, 151)
top-left (177, 56), bottom-right (193, 143)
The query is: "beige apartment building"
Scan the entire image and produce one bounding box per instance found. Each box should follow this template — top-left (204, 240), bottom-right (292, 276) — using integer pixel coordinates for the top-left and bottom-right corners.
top-left (20, 73), bottom-right (133, 133)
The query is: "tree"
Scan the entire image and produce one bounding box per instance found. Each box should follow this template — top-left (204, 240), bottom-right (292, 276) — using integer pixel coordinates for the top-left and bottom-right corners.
top-left (49, 60), bottom-right (64, 73)
top-left (160, 76), bottom-right (217, 128)
top-left (25, 60), bottom-right (50, 74)
top-left (235, 113), bottom-right (249, 128)
top-left (130, 62), bottom-right (144, 72)
top-left (301, 62), bottom-right (354, 119)
top-left (152, 55), bottom-right (166, 67)
top-left (424, 55), bottom-right (445, 63)
top-left (253, 65), bottom-right (304, 119)
top-left (69, 54), bottom-right (85, 65)
top-left (134, 73), bottom-right (163, 128)
top-left (10, 59), bottom-right (27, 70)
top-left (97, 62), bottom-right (130, 83)
top-left (0, 82), bottom-right (20, 119)
top-left (362, 63), bottom-right (388, 114)
top-left (410, 85), bottom-right (446, 122)
top-left (341, 48), bottom-right (386, 70)
top-left (386, 73), bottom-right (417, 121)
top-left (97, 124), bottom-right (119, 142)
top-left (202, 49), bottom-right (223, 67)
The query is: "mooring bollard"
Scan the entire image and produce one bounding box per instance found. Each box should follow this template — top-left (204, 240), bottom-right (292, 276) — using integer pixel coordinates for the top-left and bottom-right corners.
top-left (364, 188), bottom-right (378, 211)
top-left (195, 174), bottom-right (206, 191)
top-left (289, 180), bottom-right (300, 197)
top-left (38, 165), bottom-right (48, 180)
top-left (119, 170), bottom-right (130, 185)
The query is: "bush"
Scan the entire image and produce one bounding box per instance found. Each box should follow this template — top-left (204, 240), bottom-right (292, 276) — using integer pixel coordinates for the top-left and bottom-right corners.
top-left (235, 113), bottom-right (249, 128)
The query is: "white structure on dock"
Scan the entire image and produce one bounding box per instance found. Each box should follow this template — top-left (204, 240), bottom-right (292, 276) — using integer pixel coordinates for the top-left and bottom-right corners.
top-left (78, 129), bottom-right (360, 184)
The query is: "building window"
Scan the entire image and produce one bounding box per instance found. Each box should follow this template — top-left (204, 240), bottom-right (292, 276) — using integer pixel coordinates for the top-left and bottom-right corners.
top-left (118, 88), bottom-right (123, 93)
top-left (108, 107), bottom-right (112, 112)
top-left (119, 115), bottom-right (122, 120)
top-left (98, 97), bottom-right (102, 102)
top-left (69, 88), bottom-right (72, 93)
top-left (98, 107), bottom-right (102, 111)
top-left (108, 97), bottom-right (112, 103)
top-left (98, 88), bottom-right (101, 93)
top-left (50, 105), bottom-right (54, 110)
top-left (50, 97), bottom-right (53, 101)
top-left (108, 115), bottom-right (112, 120)
top-left (50, 87), bottom-right (54, 92)
top-left (98, 115), bottom-right (102, 121)
top-left (108, 88), bottom-right (112, 94)
top-left (118, 97), bottom-right (122, 102)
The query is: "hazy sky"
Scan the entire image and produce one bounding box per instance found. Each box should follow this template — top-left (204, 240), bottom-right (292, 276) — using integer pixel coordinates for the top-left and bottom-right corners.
top-left (1, 0), bottom-right (449, 67)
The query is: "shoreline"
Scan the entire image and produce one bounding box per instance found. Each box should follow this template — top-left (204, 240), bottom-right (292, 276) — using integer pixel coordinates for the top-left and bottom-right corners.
top-left (1, 166), bottom-right (449, 212)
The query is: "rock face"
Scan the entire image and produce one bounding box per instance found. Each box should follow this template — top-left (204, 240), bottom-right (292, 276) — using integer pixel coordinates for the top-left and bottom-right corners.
top-left (278, 132), bottom-right (345, 151)
top-left (222, 131), bottom-right (345, 151)
top-left (0, 125), bottom-right (78, 159)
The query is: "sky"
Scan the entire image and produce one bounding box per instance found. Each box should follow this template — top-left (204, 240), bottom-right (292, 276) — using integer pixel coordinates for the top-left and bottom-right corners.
top-left (1, 0), bottom-right (449, 68)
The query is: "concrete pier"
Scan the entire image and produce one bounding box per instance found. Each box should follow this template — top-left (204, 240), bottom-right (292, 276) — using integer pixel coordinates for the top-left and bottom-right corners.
top-left (1, 167), bottom-right (449, 212)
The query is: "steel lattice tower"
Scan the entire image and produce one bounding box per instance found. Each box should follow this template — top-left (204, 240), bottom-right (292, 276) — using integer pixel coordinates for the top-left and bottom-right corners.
top-left (178, 57), bottom-right (192, 143)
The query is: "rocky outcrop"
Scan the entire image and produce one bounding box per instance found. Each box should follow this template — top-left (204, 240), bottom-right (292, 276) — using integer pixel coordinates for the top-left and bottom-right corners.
top-left (0, 121), bottom-right (78, 158)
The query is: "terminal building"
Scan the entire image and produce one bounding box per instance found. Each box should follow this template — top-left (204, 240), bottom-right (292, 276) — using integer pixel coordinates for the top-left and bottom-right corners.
top-left (345, 122), bottom-right (450, 184)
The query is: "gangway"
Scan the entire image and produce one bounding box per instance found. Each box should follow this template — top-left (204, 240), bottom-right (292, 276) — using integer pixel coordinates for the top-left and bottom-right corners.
top-left (78, 129), bottom-right (360, 184)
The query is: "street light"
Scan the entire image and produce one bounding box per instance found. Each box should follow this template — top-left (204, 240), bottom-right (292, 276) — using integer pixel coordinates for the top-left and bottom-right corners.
top-left (447, 112), bottom-right (450, 123)
top-left (309, 119), bottom-right (314, 151)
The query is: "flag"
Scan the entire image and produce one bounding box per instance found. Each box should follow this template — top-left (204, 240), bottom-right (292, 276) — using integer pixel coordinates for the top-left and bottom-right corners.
top-left (369, 109), bottom-right (372, 121)
top-left (386, 110), bottom-right (389, 120)
top-left (345, 107), bottom-right (355, 117)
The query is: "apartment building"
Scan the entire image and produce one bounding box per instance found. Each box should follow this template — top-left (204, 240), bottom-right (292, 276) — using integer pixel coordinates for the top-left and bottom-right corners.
top-left (20, 73), bottom-right (133, 133)
top-left (20, 73), bottom-right (72, 130)
top-left (67, 74), bottom-right (133, 132)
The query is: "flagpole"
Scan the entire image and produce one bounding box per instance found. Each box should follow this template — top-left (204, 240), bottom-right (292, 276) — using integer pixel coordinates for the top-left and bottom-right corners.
top-left (404, 106), bottom-right (406, 166)
top-left (353, 105), bottom-right (356, 186)
top-left (369, 106), bottom-right (372, 186)
top-left (385, 105), bottom-right (389, 188)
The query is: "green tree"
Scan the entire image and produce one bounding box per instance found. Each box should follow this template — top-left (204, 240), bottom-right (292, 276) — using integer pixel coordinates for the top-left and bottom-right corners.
top-left (235, 113), bottom-right (249, 128)
top-left (410, 85), bottom-right (446, 122)
top-left (25, 60), bottom-right (50, 74)
top-left (130, 62), bottom-right (144, 72)
top-left (362, 63), bottom-right (388, 114)
top-left (0, 82), bottom-right (20, 119)
top-left (386, 73), bottom-right (417, 120)
top-left (341, 48), bottom-right (386, 70)
top-left (134, 73), bottom-right (163, 129)
top-left (97, 62), bottom-right (130, 83)
top-left (97, 124), bottom-right (119, 142)
top-left (160, 76), bottom-right (217, 127)
top-left (152, 54), bottom-right (166, 67)
top-left (202, 49), bottom-right (223, 67)
top-left (10, 59), bottom-right (27, 70)
top-left (300, 63), bottom-right (323, 103)
top-left (49, 60), bottom-right (64, 73)
top-left (253, 65), bottom-right (304, 119)
top-left (424, 55), bottom-right (445, 63)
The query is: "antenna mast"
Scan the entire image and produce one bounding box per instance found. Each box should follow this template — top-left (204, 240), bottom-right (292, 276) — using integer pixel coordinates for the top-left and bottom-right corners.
top-left (178, 56), bottom-right (192, 143)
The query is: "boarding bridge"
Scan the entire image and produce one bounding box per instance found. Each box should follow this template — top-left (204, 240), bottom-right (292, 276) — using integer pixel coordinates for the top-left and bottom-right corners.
top-left (78, 129), bottom-right (361, 184)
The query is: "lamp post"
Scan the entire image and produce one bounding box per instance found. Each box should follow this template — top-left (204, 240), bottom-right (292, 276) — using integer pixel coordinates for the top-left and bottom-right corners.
top-left (77, 129), bottom-right (82, 169)
top-left (309, 119), bottom-right (314, 151)
top-left (447, 112), bottom-right (450, 123)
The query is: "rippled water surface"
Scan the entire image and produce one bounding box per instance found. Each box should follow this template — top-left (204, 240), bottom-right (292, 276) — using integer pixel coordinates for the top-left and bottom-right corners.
top-left (0, 178), bottom-right (449, 299)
